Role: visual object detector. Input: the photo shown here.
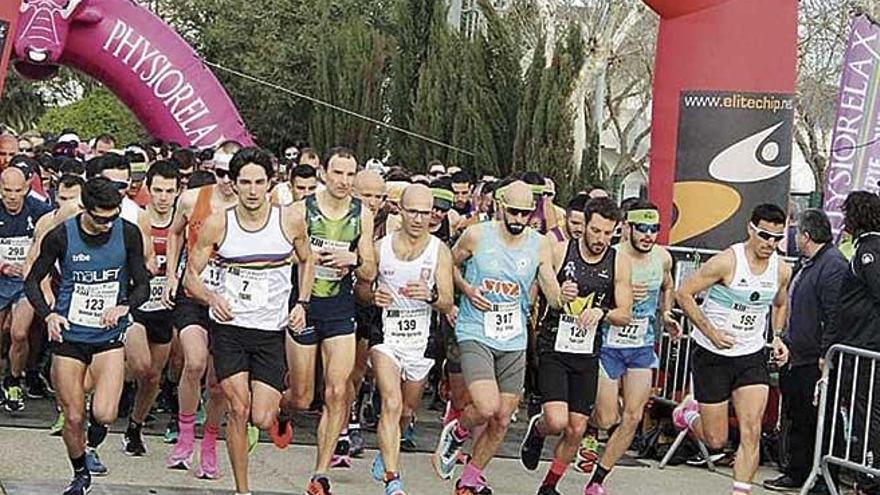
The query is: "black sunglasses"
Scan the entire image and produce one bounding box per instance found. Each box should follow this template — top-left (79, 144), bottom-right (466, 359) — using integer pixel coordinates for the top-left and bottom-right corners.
top-left (633, 223), bottom-right (661, 234)
top-left (88, 210), bottom-right (120, 225)
top-left (214, 169), bottom-right (228, 179)
top-left (505, 207), bottom-right (533, 218)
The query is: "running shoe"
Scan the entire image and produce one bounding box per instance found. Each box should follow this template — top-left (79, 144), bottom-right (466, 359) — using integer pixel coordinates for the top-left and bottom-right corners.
top-left (371, 453), bottom-right (385, 482)
top-left (62, 471), bottom-right (91, 495)
top-left (574, 434), bottom-right (600, 474)
top-left (49, 410), bottom-right (65, 436)
top-left (384, 477), bottom-right (406, 495)
top-left (520, 414), bottom-right (545, 471)
top-left (330, 435), bottom-right (351, 468)
top-left (401, 422), bottom-right (418, 452)
top-left (270, 415), bottom-right (293, 449)
top-left (684, 451), bottom-right (727, 467)
top-left (247, 423), bottom-right (260, 455)
top-left (456, 451), bottom-right (472, 465)
top-left (349, 428), bottom-right (365, 458)
top-left (25, 372), bottom-right (51, 399)
top-left (163, 416), bottom-right (179, 444)
top-left (538, 485), bottom-right (562, 495)
top-left (85, 448), bottom-right (108, 476)
top-left (432, 419), bottom-right (466, 480)
top-left (305, 475), bottom-right (332, 495)
top-left (672, 395), bottom-right (699, 431)
top-left (454, 479), bottom-right (494, 495)
top-left (166, 440), bottom-right (193, 470)
top-left (584, 483), bottom-right (607, 495)
top-left (329, 454), bottom-right (352, 469)
top-left (196, 438), bottom-right (221, 480)
top-left (3, 383), bottom-right (24, 412)
top-left (123, 426), bottom-right (147, 456)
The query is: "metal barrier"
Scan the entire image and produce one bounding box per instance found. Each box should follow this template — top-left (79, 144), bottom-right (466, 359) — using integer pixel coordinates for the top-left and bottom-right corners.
top-left (801, 344), bottom-right (880, 495)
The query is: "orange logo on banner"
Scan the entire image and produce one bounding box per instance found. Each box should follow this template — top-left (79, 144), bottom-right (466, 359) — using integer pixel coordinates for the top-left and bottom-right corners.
top-left (669, 181), bottom-right (741, 245)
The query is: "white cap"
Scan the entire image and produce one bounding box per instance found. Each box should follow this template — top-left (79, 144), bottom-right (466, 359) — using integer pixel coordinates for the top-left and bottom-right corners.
top-left (214, 150), bottom-right (233, 170)
top-left (57, 132), bottom-right (80, 144)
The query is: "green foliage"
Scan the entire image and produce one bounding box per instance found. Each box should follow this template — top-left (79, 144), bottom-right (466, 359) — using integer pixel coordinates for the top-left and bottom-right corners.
top-left (37, 89), bottom-right (145, 144)
top-left (0, 70), bottom-right (46, 134)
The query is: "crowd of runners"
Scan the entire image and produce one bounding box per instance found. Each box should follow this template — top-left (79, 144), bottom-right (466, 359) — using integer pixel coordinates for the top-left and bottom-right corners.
top-left (0, 132), bottom-right (877, 495)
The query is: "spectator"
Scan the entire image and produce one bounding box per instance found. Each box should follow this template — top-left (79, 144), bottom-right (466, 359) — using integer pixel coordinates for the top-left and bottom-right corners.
top-left (92, 133), bottom-right (116, 157)
top-left (0, 134), bottom-right (19, 170)
top-left (427, 159), bottom-right (446, 178)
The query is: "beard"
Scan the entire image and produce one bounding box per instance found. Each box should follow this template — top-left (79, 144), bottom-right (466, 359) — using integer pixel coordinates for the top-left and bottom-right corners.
top-left (504, 217), bottom-right (526, 235)
top-left (631, 236), bottom-right (654, 253)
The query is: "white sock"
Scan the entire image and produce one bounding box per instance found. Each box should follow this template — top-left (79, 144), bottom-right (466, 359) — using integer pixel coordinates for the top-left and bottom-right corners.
top-left (732, 481), bottom-right (751, 493)
top-left (684, 409), bottom-right (700, 429)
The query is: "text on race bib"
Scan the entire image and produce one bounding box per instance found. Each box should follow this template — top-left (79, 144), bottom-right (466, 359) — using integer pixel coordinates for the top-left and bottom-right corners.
top-left (224, 267), bottom-right (269, 310)
top-left (724, 303), bottom-right (766, 334)
top-left (555, 314), bottom-right (597, 354)
top-left (312, 237), bottom-right (351, 281)
top-left (139, 276), bottom-right (167, 312)
top-left (606, 317), bottom-right (650, 348)
top-left (384, 307), bottom-right (431, 349)
top-left (484, 301), bottom-right (523, 342)
top-left (0, 237), bottom-right (31, 265)
top-left (69, 281), bottom-right (119, 328)
top-left (201, 262), bottom-right (222, 290)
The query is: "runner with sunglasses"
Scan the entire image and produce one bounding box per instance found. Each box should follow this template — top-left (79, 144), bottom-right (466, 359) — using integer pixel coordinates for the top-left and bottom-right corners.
top-left (432, 181), bottom-right (575, 495)
top-left (582, 200), bottom-right (680, 495)
top-left (674, 203), bottom-right (791, 495)
top-left (24, 178), bottom-right (150, 495)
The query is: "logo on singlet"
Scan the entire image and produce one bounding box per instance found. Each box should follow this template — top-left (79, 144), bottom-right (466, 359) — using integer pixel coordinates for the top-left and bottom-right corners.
top-left (749, 291), bottom-right (760, 302)
top-left (481, 279), bottom-right (520, 296)
top-left (72, 253), bottom-right (91, 262)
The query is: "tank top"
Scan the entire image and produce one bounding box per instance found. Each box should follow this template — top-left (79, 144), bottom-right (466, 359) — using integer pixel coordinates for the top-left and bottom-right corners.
top-left (696, 243), bottom-right (778, 357)
top-left (55, 217), bottom-right (129, 344)
top-left (456, 222), bottom-right (541, 352)
top-left (139, 211), bottom-right (174, 313)
top-left (377, 234), bottom-right (441, 355)
top-left (0, 196), bottom-right (51, 281)
top-left (538, 240), bottom-right (616, 356)
top-left (183, 186), bottom-right (222, 295)
top-left (211, 206), bottom-right (294, 331)
top-left (433, 215), bottom-right (452, 245)
top-left (306, 195), bottom-right (362, 301)
top-left (603, 245), bottom-right (663, 349)
top-left (121, 197), bottom-right (141, 224)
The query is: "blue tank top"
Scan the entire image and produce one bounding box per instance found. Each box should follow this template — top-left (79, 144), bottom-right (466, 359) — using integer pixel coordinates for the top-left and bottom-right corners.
top-left (54, 217), bottom-right (130, 344)
top-left (456, 222), bottom-right (541, 351)
top-left (0, 196), bottom-right (52, 283)
top-left (603, 245), bottom-right (664, 349)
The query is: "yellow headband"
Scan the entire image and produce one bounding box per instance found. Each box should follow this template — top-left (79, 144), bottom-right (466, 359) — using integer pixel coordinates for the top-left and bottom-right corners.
top-left (627, 209), bottom-right (660, 225)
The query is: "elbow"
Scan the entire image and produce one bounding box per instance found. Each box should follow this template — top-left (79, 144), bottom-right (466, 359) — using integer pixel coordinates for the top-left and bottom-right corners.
top-left (674, 290), bottom-right (688, 307)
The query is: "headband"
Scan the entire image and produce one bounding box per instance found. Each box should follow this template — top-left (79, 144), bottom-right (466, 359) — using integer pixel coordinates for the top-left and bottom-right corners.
top-left (432, 188), bottom-right (454, 203)
top-left (627, 209), bottom-right (660, 225)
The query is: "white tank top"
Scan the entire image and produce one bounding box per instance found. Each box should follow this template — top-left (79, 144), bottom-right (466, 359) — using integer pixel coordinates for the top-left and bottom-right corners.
top-left (378, 233), bottom-right (441, 350)
top-left (211, 206), bottom-right (294, 331)
top-left (695, 243), bottom-right (779, 357)
top-left (121, 197), bottom-right (141, 224)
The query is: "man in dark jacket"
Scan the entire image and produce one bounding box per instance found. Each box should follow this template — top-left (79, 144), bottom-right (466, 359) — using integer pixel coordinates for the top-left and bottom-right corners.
top-left (764, 209), bottom-right (847, 493)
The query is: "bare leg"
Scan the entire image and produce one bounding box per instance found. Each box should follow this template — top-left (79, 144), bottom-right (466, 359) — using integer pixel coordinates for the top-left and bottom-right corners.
top-left (731, 385), bottom-right (769, 483)
top-left (599, 370), bottom-right (652, 470)
top-left (8, 299), bottom-right (34, 378)
top-left (52, 355), bottom-right (88, 458)
top-left (221, 372), bottom-right (252, 494)
top-left (470, 393), bottom-right (520, 470)
top-left (372, 350), bottom-right (403, 473)
top-left (315, 335), bottom-right (355, 473)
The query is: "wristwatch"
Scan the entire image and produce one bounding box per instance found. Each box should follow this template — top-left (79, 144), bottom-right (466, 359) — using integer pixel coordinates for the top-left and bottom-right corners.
top-left (428, 286), bottom-right (439, 305)
top-left (297, 300), bottom-right (311, 312)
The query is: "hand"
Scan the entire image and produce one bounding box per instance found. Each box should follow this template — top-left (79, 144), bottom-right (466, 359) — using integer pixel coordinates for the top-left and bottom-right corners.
top-left (209, 292), bottom-right (233, 322)
top-left (466, 286), bottom-right (492, 312)
top-left (45, 313), bottom-right (68, 342)
top-left (100, 305), bottom-right (129, 328)
top-left (288, 303), bottom-right (306, 331)
top-left (44, 292), bottom-right (56, 311)
top-left (706, 327), bottom-right (735, 350)
top-left (772, 336), bottom-right (789, 367)
top-left (632, 282), bottom-right (649, 302)
top-left (319, 250), bottom-right (357, 269)
top-left (373, 285), bottom-right (395, 308)
top-left (403, 280), bottom-right (432, 301)
top-left (1, 263), bottom-right (24, 278)
top-left (663, 311), bottom-right (683, 340)
top-left (819, 357), bottom-right (826, 373)
top-left (577, 308), bottom-right (605, 330)
top-left (560, 280), bottom-right (578, 305)
top-left (146, 257), bottom-right (160, 276)
top-left (162, 275), bottom-right (177, 309)
top-left (445, 306), bottom-right (459, 327)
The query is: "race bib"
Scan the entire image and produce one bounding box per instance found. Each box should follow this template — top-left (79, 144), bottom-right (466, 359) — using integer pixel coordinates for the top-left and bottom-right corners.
top-left (484, 301), bottom-right (522, 342)
top-left (312, 237), bottom-right (351, 281)
top-left (606, 317), bottom-right (650, 348)
top-left (554, 314), bottom-right (597, 354)
top-left (0, 236), bottom-right (31, 265)
top-left (225, 267), bottom-right (269, 310)
top-left (69, 281), bottom-right (119, 327)
top-left (201, 262), bottom-right (222, 290)
top-left (383, 307), bottom-right (431, 349)
top-left (724, 303), bottom-right (766, 334)
top-left (139, 276), bottom-right (167, 312)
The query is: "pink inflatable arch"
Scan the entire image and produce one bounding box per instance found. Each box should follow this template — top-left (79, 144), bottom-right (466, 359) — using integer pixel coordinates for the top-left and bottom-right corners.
top-left (13, 0), bottom-right (253, 148)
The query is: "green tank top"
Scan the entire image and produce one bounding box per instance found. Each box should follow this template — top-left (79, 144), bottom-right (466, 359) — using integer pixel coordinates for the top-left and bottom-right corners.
top-left (306, 195), bottom-right (362, 299)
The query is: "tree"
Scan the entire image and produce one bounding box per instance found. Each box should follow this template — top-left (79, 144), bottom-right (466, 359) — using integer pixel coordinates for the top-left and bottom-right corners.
top-left (0, 70), bottom-right (45, 134)
top-left (37, 89), bottom-right (146, 144)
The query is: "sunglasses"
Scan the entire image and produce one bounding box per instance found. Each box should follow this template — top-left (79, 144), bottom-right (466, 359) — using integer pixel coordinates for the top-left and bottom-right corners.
top-left (111, 180), bottom-right (129, 191)
top-left (750, 223), bottom-right (785, 242)
top-left (432, 204), bottom-right (451, 214)
top-left (632, 223), bottom-right (661, 234)
top-left (542, 191), bottom-right (555, 198)
top-left (214, 169), bottom-right (228, 179)
top-left (88, 210), bottom-right (120, 225)
top-left (429, 171), bottom-right (445, 177)
top-left (505, 206), bottom-right (534, 218)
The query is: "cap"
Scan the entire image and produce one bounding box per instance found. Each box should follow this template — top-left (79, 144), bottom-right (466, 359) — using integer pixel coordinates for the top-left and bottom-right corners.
top-left (57, 132), bottom-right (80, 144)
top-left (214, 150), bottom-right (233, 171)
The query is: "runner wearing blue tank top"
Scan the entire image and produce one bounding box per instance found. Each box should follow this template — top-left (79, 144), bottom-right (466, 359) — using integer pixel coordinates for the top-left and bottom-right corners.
top-left (24, 178), bottom-right (150, 495)
top-left (0, 167), bottom-right (52, 412)
top-left (674, 204), bottom-right (792, 495)
top-left (184, 148), bottom-right (312, 495)
top-left (432, 181), bottom-right (576, 494)
top-left (584, 200), bottom-right (680, 495)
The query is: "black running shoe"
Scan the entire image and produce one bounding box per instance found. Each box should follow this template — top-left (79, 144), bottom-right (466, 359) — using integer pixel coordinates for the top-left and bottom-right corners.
top-left (62, 471), bottom-right (91, 495)
top-left (520, 414), bottom-right (545, 471)
top-left (123, 426), bottom-right (147, 456)
top-left (25, 372), bottom-right (51, 400)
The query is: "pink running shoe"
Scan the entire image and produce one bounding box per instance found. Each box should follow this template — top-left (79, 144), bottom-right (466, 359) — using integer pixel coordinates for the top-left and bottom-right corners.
top-left (196, 440), bottom-right (221, 480)
top-left (166, 438), bottom-right (194, 470)
top-left (672, 396), bottom-right (699, 431)
top-left (584, 482), bottom-right (607, 495)
top-left (330, 454), bottom-right (352, 469)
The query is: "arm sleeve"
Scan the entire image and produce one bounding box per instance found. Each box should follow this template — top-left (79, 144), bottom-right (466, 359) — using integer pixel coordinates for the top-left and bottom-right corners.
top-left (818, 257), bottom-right (848, 355)
top-left (24, 225), bottom-right (66, 320)
top-left (857, 247), bottom-right (880, 304)
top-left (123, 222), bottom-right (150, 310)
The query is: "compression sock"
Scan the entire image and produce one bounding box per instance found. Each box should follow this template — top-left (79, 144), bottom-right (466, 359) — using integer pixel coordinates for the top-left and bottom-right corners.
top-left (542, 458), bottom-right (568, 488)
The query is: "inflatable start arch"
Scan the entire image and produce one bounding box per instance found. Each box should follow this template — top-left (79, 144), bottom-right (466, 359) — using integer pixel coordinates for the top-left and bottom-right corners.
top-left (12, 0), bottom-right (253, 148)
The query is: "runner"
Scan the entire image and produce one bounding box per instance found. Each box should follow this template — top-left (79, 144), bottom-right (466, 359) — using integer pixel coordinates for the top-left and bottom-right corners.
top-left (518, 197), bottom-right (633, 495)
top-left (185, 147), bottom-right (311, 495)
top-left (582, 200), bottom-right (680, 495)
top-left (547, 194), bottom-right (588, 245)
top-left (368, 184), bottom-right (454, 495)
top-left (162, 153), bottom-right (238, 476)
top-left (24, 177), bottom-right (150, 495)
top-left (432, 180), bottom-right (575, 494)
top-left (122, 161), bottom-right (180, 457)
top-left (674, 204), bottom-right (791, 495)
top-left (272, 164), bottom-right (319, 206)
top-left (0, 167), bottom-right (53, 412)
top-left (288, 147), bottom-right (376, 495)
